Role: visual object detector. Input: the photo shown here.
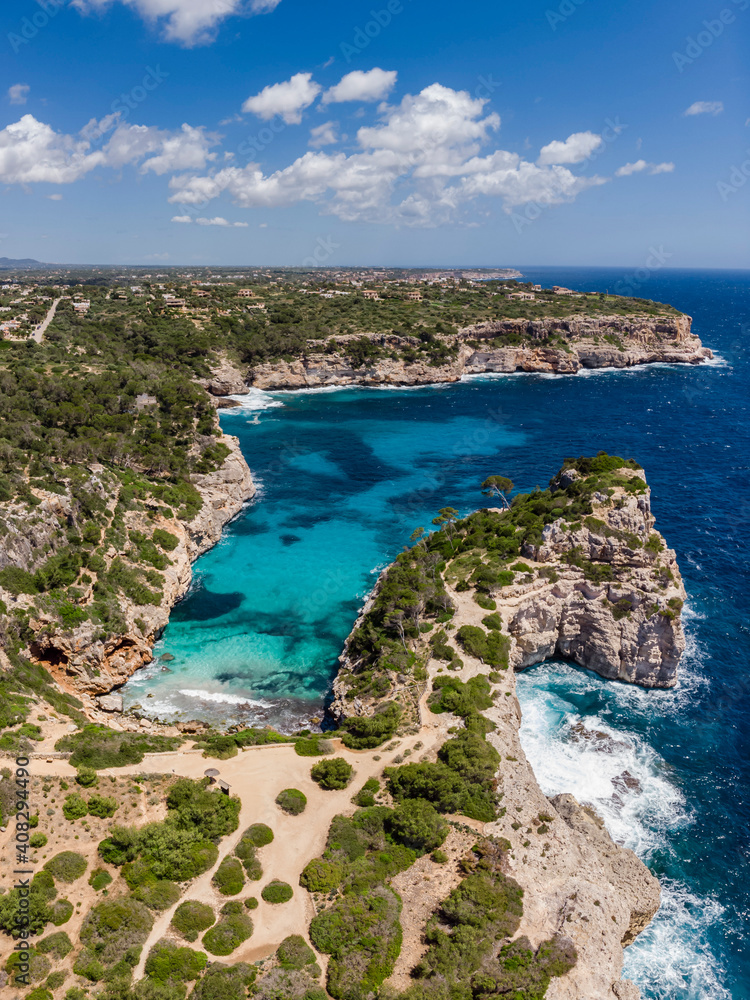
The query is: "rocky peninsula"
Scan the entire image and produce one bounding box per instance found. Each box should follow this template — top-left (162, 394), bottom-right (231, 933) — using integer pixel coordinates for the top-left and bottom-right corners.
top-left (329, 455), bottom-right (685, 998)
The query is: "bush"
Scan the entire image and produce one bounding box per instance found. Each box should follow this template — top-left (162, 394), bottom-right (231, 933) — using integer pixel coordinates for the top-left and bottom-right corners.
top-left (44, 851), bottom-right (87, 883)
top-left (276, 788), bottom-right (307, 815)
top-left (353, 777), bottom-right (380, 808)
top-left (30, 832), bottom-right (48, 848)
top-left (261, 881), bottom-right (293, 904)
top-left (245, 823), bottom-right (274, 847)
top-left (171, 900), bottom-right (215, 942)
top-left (56, 724), bottom-right (181, 769)
top-left (244, 896), bottom-right (258, 910)
top-left (212, 857), bottom-right (245, 896)
top-left (46, 970), bottom-right (67, 990)
top-left (88, 868), bottom-right (113, 891)
top-left (202, 911), bottom-right (253, 956)
top-left (294, 738), bottom-right (333, 757)
top-left (62, 793), bottom-right (88, 821)
top-left (136, 879), bottom-right (181, 911)
top-left (153, 529), bottom-right (179, 552)
top-left (388, 799), bottom-right (449, 854)
top-left (37, 931), bottom-right (73, 959)
top-left (77, 896), bottom-right (153, 971)
top-left (277, 935), bottom-right (317, 970)
top-left (341, 703), bottom-right (401, 750)
top-left (311, 758), bottom-right (353, 791)
top-left (87, 793), bottom-right (118, 818)
top-left (234, 835), bottom-right (262, 880)
top-left (75, 767), bottom-right (98, 787)
top-left (190, 962), bottom-right (256, 1000)
top-left (299, 857), bottom-right (345, 894)
top-left (49, 899), bottom-right (73, 926)
top-left (145, 940), bottom-right (207, 983)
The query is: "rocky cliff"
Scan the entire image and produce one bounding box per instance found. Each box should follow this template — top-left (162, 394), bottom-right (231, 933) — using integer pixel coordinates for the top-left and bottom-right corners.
top-left (0, 435), bottom-right (255, 716)
top-left (329, 459), bottom-right (684, 998)
top-left (246, 314), bottom-right (710, 389)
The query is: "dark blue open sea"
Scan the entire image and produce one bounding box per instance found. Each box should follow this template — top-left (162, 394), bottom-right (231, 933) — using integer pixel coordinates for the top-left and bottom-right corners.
top-left (122, 267), bottom-right (750, 998)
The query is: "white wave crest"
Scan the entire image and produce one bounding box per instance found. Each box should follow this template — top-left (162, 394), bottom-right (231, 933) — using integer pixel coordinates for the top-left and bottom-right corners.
top-left (226, 389), bottom-right (285, 411)
top-left (623, 880), bottom-right (731, 1000)
top-left (181, 688), bottom-right (269, 707)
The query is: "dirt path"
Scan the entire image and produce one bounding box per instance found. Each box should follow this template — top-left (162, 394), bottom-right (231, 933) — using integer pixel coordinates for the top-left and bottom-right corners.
top-left (31, 296), bottom-right (63, 343)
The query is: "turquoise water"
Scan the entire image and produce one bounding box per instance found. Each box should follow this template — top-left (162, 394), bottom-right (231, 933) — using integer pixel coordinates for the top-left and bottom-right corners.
top-left (121, 267), bottom-right (750, 998)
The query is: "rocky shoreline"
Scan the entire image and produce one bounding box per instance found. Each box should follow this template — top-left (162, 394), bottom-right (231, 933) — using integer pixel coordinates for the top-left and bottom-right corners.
top-left (329, 462), bottom-right (683, 998)
top-left (245, 313), bottom-right (711, 390)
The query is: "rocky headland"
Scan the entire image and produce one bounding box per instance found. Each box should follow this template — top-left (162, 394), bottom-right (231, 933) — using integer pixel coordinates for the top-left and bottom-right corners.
top-left (329, 456), bottom-right (684, 998)
top-left (0, 433), bottom-right (255, 719)
top-left (243, 313), bottom-right (711, 390)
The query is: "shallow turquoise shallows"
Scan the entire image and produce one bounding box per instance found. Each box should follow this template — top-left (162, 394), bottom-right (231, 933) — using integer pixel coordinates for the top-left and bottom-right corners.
top-left (121, 267), bottom-right (750, 999)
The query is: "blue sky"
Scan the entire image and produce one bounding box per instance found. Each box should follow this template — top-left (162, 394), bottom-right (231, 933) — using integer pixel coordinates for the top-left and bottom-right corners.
top-left (1, 0), bottom-right (748, 267)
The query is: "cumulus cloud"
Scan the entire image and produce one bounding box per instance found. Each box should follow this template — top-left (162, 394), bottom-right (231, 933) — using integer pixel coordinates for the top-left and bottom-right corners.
top-left (615, 160), bottom-right (674, 177)
top-left (71, 0), bottom-right (282, 46)
top-left (8, 84), bottom-right (30, 106)
top-left (47, 193), bottom-right (63, 200)
top-left (0, 114), bottom-right (219, 186)
top-left (171, 214), bottom-right (192, 222)
top-left (196, 216), bottom-right (248, 227)
top-left (309, 121), bottom-right (340, 148)
top-left (242, 73), bottom-right (321, 125)
top-left (322, 68), bottom-right (397, 104)
top-left (538, 131), bottom-right (602, 165)
top-left (169, 83), bottom-right (611, 227)
top-left (684, 100), bottom-right (724, 116)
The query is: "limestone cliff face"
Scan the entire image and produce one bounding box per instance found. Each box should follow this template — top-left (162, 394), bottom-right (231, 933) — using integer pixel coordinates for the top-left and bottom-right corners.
top-left (332, 467), bottom-right (679, 997)
top-left (248, 314), bottom-right (710, 389)
top-left (1, 436), bottom-right (255, 713)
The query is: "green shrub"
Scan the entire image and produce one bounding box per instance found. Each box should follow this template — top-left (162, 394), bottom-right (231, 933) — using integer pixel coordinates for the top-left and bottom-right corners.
top-left (136, 879), bottom-right (181, 911)
top-left (153, 529), bottom-right (179, 552)
top-left (299, 857), bottom-right (345, 894)
top-left (294, 737), bottom-right (333, 757)
top-left (77, 896), bottom-right (153, 971)
top-left (261, 881), bottom-right (293, 904)
top-left (44, 851), bottom-right (87, 883)
top-left (245, 823), bottom-right (274, 847)
top-left (481, 613), bottom-right (503, 630)
top-left (171, 900), bottom-right (215, 942)
top-left (431, 849), bottom-right (448, 864)
top-left (49, 899), bottom-right (73, 926)
top-left (37, 931), bottom-right (73, 959)
top-left (56, 724), bottom-right (181, 769)
top-left (311, 758), bottom-right (353, 790)
top-left (243, 896), bottom-right (258, 910)
top-left (46, 970), bottom-right (67, 990)
top-left (62, 793), bottom-right (88, 821)
top-left (87, 793), bottom-right (118, 818)
top-left (234, 835), bottom-right (262, 880)
top-left (145, 940), bottom-right (207, 983)
top-left (277, 935), bottom-right (317, 970)
top-left (212, 857), bottom-right (245, 896)
top-left (30, 832), bottom-right (48, 848)
top-left (341, 703), bottom-right (401, 749)
top-left (429, 675), bottom-right (493, 718)
top-left (275, 788), bottom-right (307, 815)
top-left (353, 777), bottom-right (380, 808)
top-left (388, 799), bottom-right (449, 854)
top-left (189, 962), bottom-right (256, 1000)
top-left (88, 868), bottom-right (113, 891)
top-left (75, 767), bottom-right (98, 787)
top-left (202, 911), bottom-right (253, 956)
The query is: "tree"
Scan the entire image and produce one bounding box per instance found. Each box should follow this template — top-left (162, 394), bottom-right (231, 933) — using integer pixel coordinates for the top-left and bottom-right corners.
top-left (409, 526), bottom-right (426, 548)
top-left (432, 506), bottom-right (459, 551)
top-left (481, 476), bottom-right (514, 510)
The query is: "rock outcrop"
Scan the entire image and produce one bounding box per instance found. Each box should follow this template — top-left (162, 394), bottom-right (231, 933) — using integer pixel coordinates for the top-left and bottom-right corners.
top-left (247, 314), bottom-right (711, 389)
top-left (3, 435), bottom-right (255, 712)
top-left (330, 462), bottom-right (684, 997)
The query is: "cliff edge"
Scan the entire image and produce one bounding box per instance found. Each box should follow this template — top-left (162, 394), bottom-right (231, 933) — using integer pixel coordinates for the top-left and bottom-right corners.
top-left (330, 455), bottom-right (684, 998)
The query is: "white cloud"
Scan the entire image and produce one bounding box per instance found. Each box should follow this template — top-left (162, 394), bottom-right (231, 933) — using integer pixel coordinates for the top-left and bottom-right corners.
top-left (615, 160), bottom-right (674, 177)
top-left (171, 214), bottom-right (192, 222)
top-left (0, 114), bottom-right (219, 186)
top-left (684, 101), bottom-right (724, 117)
top-left (169, 84), bottom-right (612, 227)
top-left (322, 68), bottom-right (397, 105)
top-left (196, 216), bottom-right (248, 227)
top-left (71, 0), bottom-right (282, 46)
top-left (242, 73), bottom-right (321, 125)
top-left (47, 193), bottom-right (63, 200)
top-left (8, 84), bottom-right (30, 106)
top-left (309, 121), bottom-right (340, 148)
top-left (538, 131), bottom-right (602, 165)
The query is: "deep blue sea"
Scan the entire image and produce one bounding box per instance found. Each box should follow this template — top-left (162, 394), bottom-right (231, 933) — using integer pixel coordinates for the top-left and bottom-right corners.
top-left (122, 267), bottom-right (750, 999)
